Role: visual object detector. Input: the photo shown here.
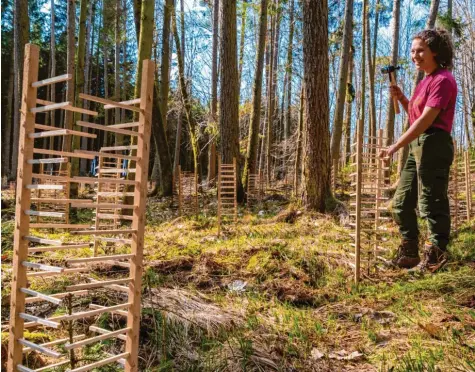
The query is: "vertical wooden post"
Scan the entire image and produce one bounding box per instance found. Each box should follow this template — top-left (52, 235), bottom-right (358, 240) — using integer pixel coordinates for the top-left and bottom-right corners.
top-left (374, 129), bottom-right (382, 262)
top-left (194, 169), bottom-right (199, 214)
top-left (354, 119), bottom-right (363, 284)
top-left (37, 163), bottom-right (44, 223)
top-left (124, 59), bottom-right (154, 372)
top-left (217, 157), bottom-right (222, 237)
top-left (233, 157), bottom-right (237, 222)
top-left (65, 163), bottom-right (71, 224)
top-left (8, 43), bottom-right (40, 372)
top-left (465, 151), bottom-right (471, 219)
top-left (94, 155), bottom-right (103, 256)
top-left (178, 165), bottom-right (182, 216)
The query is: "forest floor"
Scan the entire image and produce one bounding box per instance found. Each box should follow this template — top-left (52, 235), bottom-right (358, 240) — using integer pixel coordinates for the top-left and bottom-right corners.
top-left (1, 188), bottom-right (475, 371)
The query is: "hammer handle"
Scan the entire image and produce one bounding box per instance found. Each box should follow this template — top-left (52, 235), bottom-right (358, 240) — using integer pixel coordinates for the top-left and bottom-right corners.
top-left (390, 71), bottom-right (400, 115)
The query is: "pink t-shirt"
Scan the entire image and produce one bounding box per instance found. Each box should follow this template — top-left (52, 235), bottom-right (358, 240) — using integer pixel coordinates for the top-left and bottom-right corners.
top-left (408, 68), bottom-right (457, 133)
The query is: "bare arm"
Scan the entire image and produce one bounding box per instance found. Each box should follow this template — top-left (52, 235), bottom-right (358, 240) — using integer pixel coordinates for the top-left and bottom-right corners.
top-left (390, 85), bottom-right (409, 114)
top-left (380, 106), bottom-right (441, 158)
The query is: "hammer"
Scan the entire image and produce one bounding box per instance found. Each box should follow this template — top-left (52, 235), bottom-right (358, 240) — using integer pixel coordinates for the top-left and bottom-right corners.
top-left (381, 65), bottom-right (401, 115)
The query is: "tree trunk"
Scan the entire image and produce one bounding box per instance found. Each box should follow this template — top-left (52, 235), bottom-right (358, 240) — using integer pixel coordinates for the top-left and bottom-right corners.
top-left (397, 0), bottom-right (440, 175)
top-left (2, 59), bottom-right (14, 178)
top-left (301, 0), bottom-right (330, 211)
top-left (63, 0), bottom-right (75, 151)
top-left (366, 6), bottom-right (377, 152)
top-left (114, 0), bottom-right (122, 146)
top-left (50, 0), bottom-right (56, 144)
top-left (329, 0), bottom-right (354, 170)
top-left (207, 0), bottom-right (220, 185)
top-left (219, 0), bottom-right (243, 199)
top-left (159, 0), bottom-right (173, 132)
top-left (383, 0), bottom-right (401, 149)
top-left (285, 0), bottom-right (294, 142)
top-left (11, 0), bottom-right (30, 179)
top-left (343, 43), bottom-right (355, 165)
top-left (293, 85), bottom-right (304, 194)
top-left (238, 0), bottom-right (248, 86)
top-left (133, 0), bottom-right (141, 43)
top-left (172, 4), bottom-right (199, 176)
top-left (243, 0), bottom-right (268, 190)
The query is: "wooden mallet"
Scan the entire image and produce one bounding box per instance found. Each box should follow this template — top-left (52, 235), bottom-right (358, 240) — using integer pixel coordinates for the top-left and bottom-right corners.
top-left (381, 65), bottom-right (401, 115)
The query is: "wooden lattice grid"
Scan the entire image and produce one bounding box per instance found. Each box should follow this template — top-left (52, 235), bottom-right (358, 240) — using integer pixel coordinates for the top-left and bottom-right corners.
top-left (217, 157), bottom-right (237, 236)
top-left (177, 165), bottom-right (198, 216)
top-left (7, 44), bottom-right (154, 372)
top-left (247, 172), bottom-right (264, 207)
top-left (348, 129), bottom-right (393, 283)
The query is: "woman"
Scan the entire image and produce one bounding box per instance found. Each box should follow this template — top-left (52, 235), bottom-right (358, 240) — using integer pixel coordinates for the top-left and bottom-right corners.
top-left (379, 28), bottom-right (457, 272)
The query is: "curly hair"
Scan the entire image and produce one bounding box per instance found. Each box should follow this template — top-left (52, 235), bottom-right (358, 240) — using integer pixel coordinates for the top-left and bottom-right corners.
top-left (413, 28), bottom-right (454, 69)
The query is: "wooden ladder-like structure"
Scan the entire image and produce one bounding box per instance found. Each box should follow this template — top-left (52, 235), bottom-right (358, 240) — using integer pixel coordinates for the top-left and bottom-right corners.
top-left (177, 165), bottom-right (198, 216)
top-left (7, 43), bottom-right (154, 372)
top-left (450, 148), bottom-right (474, 230)
top-left (247, 172), bottom-right (263, 207)
top-left (349, 129), bottom-right (392, 283)
top-left (217, 158), bottom-right (237, 236)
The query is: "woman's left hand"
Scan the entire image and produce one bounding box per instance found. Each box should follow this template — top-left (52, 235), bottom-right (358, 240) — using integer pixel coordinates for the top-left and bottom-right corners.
top-left (379, 144), bottom-right (398, 159)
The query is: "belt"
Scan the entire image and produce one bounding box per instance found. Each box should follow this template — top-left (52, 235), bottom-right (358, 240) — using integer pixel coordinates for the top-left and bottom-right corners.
top-left (425, 126), bottom-right (447, 134)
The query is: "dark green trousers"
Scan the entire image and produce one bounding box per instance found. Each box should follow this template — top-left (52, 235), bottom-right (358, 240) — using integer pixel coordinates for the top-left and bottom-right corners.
top-left (392, 129), bottom-right (454, 250)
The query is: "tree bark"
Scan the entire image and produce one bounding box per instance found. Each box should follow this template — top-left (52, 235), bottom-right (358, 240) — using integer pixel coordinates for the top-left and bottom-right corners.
top-left (219, 0), bottom-right (243, 199)
top-left (238, 0), bottom-right (248, 86)
top-left (284, 0), bottom-right (295, 142)
top-left (383, 0), bottom-right (401, 149)
top-left (301, 0), bottom-right (330, 211)
top-left (293, 85), bottom-right (304, 194)
top-left (366, 5), bottom-right (377, 152)
top-left (114, 0), bottom-right (122, 147)
top-left (343, 44), bottom-right (355, 165)
top-left (329, 0), bottom-right (354, 170)
top-left (159, 0), bottom-right (173, 132)
top-left (11, 0), bottom-right (30, 179)
top-left (207, 0), bottom-right (220, 185)
top-left (63, 0), bottom-right (75, 152)
top-left (243, 0), bottom-right (268, 189)
top-left (2, 58), bottom-right (14, 178)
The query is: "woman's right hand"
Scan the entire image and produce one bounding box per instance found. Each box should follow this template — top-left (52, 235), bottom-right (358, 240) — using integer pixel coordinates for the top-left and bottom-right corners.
top-left (389, 85), bottom-right (404, 101)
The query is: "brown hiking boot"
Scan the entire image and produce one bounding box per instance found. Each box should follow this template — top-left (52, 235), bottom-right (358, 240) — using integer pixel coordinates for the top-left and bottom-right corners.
top-left (392, 239), bottom-right (420, 268)
top-left (410, 242), bottom-right (448, 273)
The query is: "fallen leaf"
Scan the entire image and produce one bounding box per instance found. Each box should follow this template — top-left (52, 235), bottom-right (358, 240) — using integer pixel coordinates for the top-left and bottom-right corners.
top-left (311, 348), bottom-right (325, 360)
top-left (418, 322), bottom-right (442, 339)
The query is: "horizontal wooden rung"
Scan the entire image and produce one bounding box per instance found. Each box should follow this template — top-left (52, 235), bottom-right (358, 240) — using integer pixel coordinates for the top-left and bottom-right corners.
top-left (64, 327), bottom-right (131, 350)
top-left (66, 352), bottom-right (130, 372)
top-left (18, 338), bottom-right (62, 358)
top-left (27, 267), bottom-right (89, 278)
top-left (19, 314), bottom-right (60, 329)
top-left (66, 254), bottom-right (134, 264)
top-left (100, 145), bottom-right (138, 151)
top-left (98, 169), bottom-right (136, 174)
top-left (34, 360), bottom-right (71, 372)
top-left (95, 237), bottom-right (132, 244)
top-left (73, 176), bottom-right (138, 186)
top-left (108, 122), bottom-right (140, 129)
top-left (27, 157), bottom-right (68, 165)
top-left (56, 302), bottom-right (131, 321)
top-left (94, 214), bottom-right (134, 221)
top-left (32, 73), bottom-right (72, 88)
top-left (89, 326), bottom-right (127, 341)
top-left (71, 229), bottom-right (136, 235)
top-left (31, 101), bottom-right (70, 113)
top-left (25, 290), bottom-right (89, 304)
top-left (22, 335), bottom-right (85, 353)
top-left (33, 148), bottom-right (95, 159)
top-left (29, 223), bottom-right (91, 229)
top-left (21, 288), bottom-right (63, 305)
top-left (25, 210), bottom-right (65, 218)
top-left (22, 261), bottom-right (64, 273)
top-left (76, 149), bottom-right (139, 161)
top-left (80, 93), bottom-right (141, 112)
top-left (30, 128), bottom-right (97, 139)
top-left (23, 235), bottom-right (62, 245)
top-left (28, 243), bottom-right (92, 252)
top-left (104, 97), bottom-right (141, 109)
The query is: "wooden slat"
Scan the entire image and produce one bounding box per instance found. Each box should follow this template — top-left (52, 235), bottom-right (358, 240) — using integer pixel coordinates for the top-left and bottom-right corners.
top-left (57, 302), bottom-right (131, 321)
top-left (71, 229), bottom-right (136, 235)
top-left (33, 148), bottom-right (95, 159)
top-left (30, 198), bottom-right (93, 204)
top-left (27, 157), bottom-right (68, 165)
top-left (66, 254), bottom-right (134, 264)
top-left (35, 360), bottom-right (70, 371)
top-left (35, 100), bottom-right (98, 116)
top-left (28, 244), bottom-right (92, 252)
top-left (80, 92), bottom-right (141, 112)
top-left (64, 328), bottom-right (130, 350)
top-left (75, 149), bottom-right (139, 161)
top-left (24, 290), bottom-right (89, 304)
top-left (31, 101), bottom-right (70, 113)
top-left (65, 352), bottom-right (130, 372)
top-left (22, 335), bottom-right (85, 352)
top-left (24, 210), bottom-right (65, 218)
top-left (73, 176), bottom-right (138, 186)
top-left (32, 73), bottom-right (72, 88)
top-left (103, 98), bottom-right (141, 109)
top-left (89, 326), bottom-right (128, 341)
top-left (22, 261), bottom-right (64, 273)
top-left (29, 223), bottom-right (91, 229)
top-left (27, 267), bottom-right (89, 278)
top-left (23, 235), bottom-right (62, 245)
top-left (76, 120), bottom-right (139, 136)
top-left (16, 365), bottom-right (35, 372)
top-left (108, 122), bottom-right (140, 129)
top-left (29, 128), bottom-right (97, 139)
top-left (66, 279), bottom-right (131, 291)
top-left (18, 339), bottom-right (62, 358)
top-left (100, 145), bottom-right (138, 151)
top-left (19, 314), bottom-right (60, 329)
top-left (20, 288), bottom-right (63, 305)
